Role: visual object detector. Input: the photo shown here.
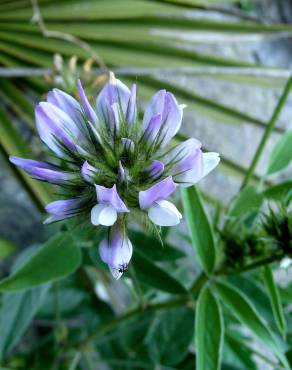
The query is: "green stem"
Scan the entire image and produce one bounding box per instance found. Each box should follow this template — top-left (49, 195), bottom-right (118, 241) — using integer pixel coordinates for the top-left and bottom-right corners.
top-left (241, 74), bottom-right (292, 189)
top-left (79, 295), bottom-right (188, 348)
top-left (78, 272), bottom-right (206, 349)
top-left (217, 253), bottom-right (283, 276)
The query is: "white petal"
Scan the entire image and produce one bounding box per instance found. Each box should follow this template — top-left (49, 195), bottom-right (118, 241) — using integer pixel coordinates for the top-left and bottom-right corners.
top-left (202, 152), bottom-right (220, 177)
top-left (109, 267), bottom-right (123, 280)
top-left (148, 200), bottom-right (182, 226)
top-left (90, 204), bottom-right (117, 226)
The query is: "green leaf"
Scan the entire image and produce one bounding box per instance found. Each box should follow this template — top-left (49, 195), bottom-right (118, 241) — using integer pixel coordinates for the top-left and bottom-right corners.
top-left (38, 287), bottom-right (87, 317)
top-left (132, 249), bottom-right (187, 294)
top-left (262, 265), bottom-right (287, 337)
top-left (0, 233), bottom-right (81, 292)
top-left (145, 307), bottom-right (194, 366)
top-left (181, 186), bottom-right (216, 275)
top-left (196, 286), bottom-right (223, 370)
top-left (0, 240), bottom-right (16, 260)
top-left (215, 281), bottom-right (290, 369)
top-left (228, 185), bottom-right (263, 218)
top-left (229, 275), bottom-right (274, 324)
top-left (266, 131), bottom-right (292, 175)
top-left (0, 285), bottom-right (50, 358)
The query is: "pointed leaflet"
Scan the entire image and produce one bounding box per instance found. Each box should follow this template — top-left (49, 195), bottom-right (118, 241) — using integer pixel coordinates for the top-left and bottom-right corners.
top-left (215, 281), bottom-right (290, 370)
top-left (266, 131), bottom-right (292, 175)
top-left (262, 265), bottom-right (287, 338)
top-left (0, 233), bottom-right (81, 292)
top-left (0, 246), bottom-right (50, 359)
top-left (196, 286), bottom-right (223, 370)
top-left (0, 286), bottom-right (49, 358)
top-left (181, 186), bottom-right (216, 275)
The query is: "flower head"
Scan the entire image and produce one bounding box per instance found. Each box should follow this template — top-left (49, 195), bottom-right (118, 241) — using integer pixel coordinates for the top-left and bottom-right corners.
top-left (10, 73), bottom-right (219, 279)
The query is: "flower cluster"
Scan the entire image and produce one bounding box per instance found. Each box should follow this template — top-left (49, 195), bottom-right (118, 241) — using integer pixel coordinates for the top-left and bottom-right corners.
top-left (10, 73), bottom-right (220, 279)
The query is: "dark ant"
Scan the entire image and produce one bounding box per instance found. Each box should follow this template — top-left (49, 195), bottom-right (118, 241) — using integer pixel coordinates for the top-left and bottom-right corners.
top-left (118, 263), bottom-right (129, 273)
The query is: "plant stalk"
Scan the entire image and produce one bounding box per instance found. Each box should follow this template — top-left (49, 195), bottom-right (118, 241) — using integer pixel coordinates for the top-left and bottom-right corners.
top-left (241, 74), bottom-right (292, 189)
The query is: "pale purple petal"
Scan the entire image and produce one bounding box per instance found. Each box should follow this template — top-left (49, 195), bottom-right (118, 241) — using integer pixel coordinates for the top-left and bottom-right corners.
top-left (165, 138), bottom-right (204, 186)
top-left (36, 102), bottom-right (78, 155)
top-left (126, 84), bottom-right (137, 126)
top-left (173, 149), bottom-right (203, 186)
top-left (96, 74), bottom-right (131, 124)
top-left (145, 160), bottom-right (164, 180)
top-left (9, 157), bottom-right (54, 171)
top-left (142, 90), bottom-right (183, 147)
top-left (9, 156), bottom-right (75, 184)
top-left (45, 199), bottom-right (81, 216)
top-left (159, 92), bottom-right (183, 146)
top-left (143, 114), bottom-right (162, 146)
top-left (47, 88), bottom-right (82, 123)
top-left (110, 102), bottom-right (120, 132)
top-left (77, 79), bottom-right (98, 123)
top-left (81, 161), bottom-right (98, 183)
top-left (95, 184), bottom-right (129, 213)
top-left (44, 198), bottom-right (84, 223)
top-left (165, 138), bottom-right (201, 163)
top-left (142, 90), bottom-right (166, 131)
top-left (99, 223), bottom-right (133, 274)
top-left (139, 176), bottom-right (176, 210)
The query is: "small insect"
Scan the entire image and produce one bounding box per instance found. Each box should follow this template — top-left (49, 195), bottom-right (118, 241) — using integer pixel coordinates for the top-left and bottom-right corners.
top-left (118, 263), bottom-right (129, 273)
top-left (110, 263), bottom-right (129, 280)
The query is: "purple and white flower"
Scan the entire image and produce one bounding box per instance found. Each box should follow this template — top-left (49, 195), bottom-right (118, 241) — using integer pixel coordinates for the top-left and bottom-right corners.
top-left (91, 184), bottom-right (129, 227)
top-left (9, 73), bottom-right (219, 279)
top-left (139, 177), bottom-right (182, 226)
top-left (99, 222), bottom-right (133, 279)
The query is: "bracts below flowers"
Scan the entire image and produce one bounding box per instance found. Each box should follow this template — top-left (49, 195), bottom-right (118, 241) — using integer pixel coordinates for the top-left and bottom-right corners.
top-left (10, 72), bottom-right (220, 279)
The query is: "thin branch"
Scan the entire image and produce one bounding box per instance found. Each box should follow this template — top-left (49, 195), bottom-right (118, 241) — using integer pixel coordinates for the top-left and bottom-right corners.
top-left (78, 295), bottom-right (188, 348)
top-left (217, 253), bottom-right (284, 276)
top-left (30, 0), bottom-right (106, 68)
top-left (241, 74), bottom-right (292, 189)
